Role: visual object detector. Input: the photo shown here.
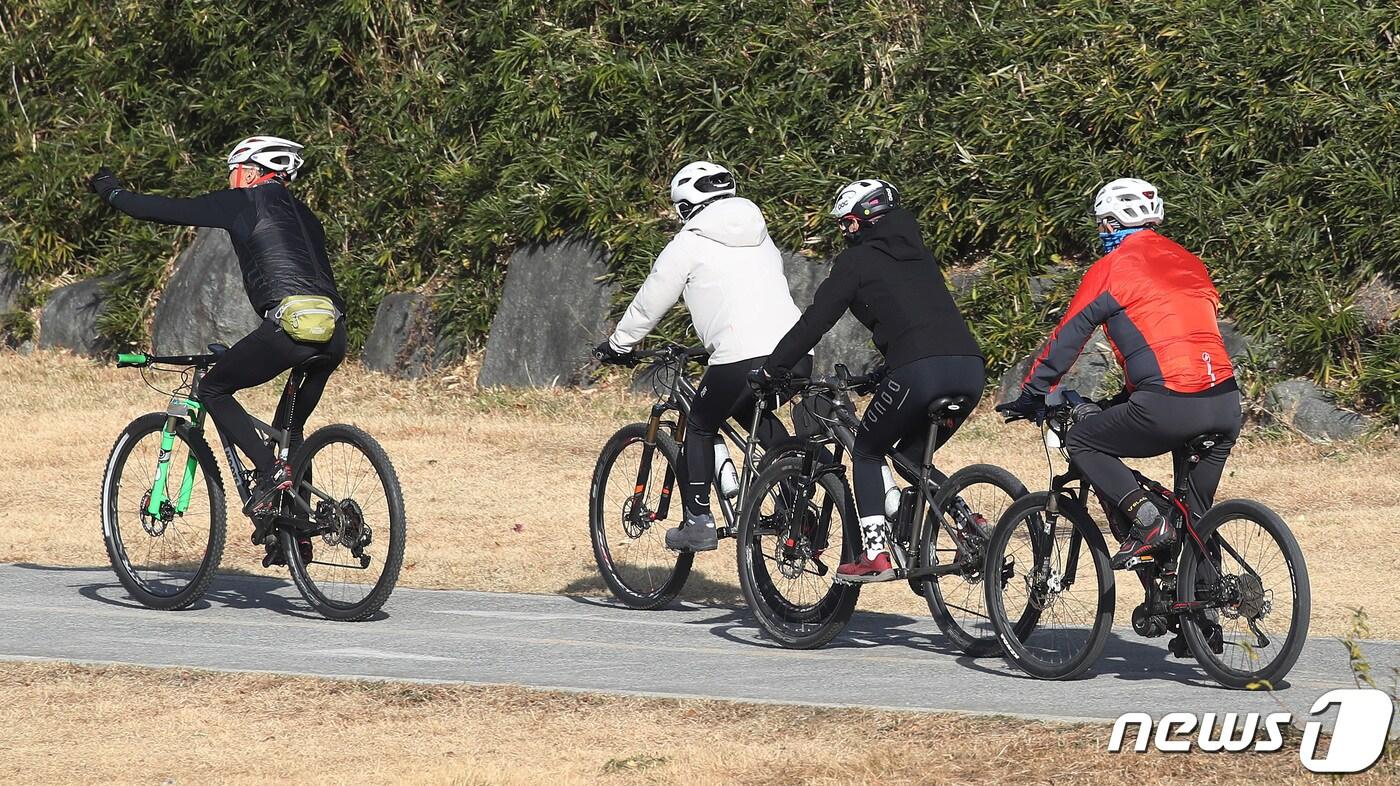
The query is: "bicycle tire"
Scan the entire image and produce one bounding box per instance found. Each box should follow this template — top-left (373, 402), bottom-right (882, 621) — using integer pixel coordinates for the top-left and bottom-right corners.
top-left (920, 463), bottom-right (1030, 657)
top-left (589, 423), bottom-right (692, 609)
top-left (101, 412), bottom-right (226, 610)
top-left (282, 424), bottom-right (406, 621)
top-left (984, 491), bottom-right (1115, 679)
top-left (1177, 499), bottom-right (1310, 689)
top-left (736, 455), bottom-right (859, 649)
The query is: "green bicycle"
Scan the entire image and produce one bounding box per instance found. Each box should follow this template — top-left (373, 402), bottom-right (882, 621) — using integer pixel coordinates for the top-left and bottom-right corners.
top-left (100, 344), bottom-right (406, 620)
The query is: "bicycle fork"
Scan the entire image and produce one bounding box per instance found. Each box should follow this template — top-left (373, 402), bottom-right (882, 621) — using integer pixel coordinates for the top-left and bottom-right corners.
top-left (145, 398), bottom-right (207, 518)
top-left (635, 404), bottom-right (685, 524)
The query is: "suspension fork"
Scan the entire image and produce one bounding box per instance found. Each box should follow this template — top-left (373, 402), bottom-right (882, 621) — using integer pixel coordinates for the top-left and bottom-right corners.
top-left (636, 403), bottom-right (685, 521)
top-left (782, 445), bottom-right (820, 550)
top-left (145, 397), bottom-right (208, 517)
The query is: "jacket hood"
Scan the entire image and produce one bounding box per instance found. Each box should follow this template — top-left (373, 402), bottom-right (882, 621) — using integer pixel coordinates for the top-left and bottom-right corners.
top-left (856, 206), bottom-right (926, 261)
top-left (683, 196), bottom-right (768, 248)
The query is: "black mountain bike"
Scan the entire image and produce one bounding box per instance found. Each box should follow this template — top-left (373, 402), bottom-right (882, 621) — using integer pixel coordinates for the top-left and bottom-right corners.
top-left (588, 343), bottom-right (810, 609)
top-left (735, 366), bottom-right (1031, 651)
top-left (101, 345), bottom-right (406, 621)
top-left (984, 389), bottom-right (1310, 688)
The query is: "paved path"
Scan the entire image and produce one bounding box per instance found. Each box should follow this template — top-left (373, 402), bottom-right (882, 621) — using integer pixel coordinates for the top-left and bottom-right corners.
top-left (1, 563), bottom-right (1393, 726)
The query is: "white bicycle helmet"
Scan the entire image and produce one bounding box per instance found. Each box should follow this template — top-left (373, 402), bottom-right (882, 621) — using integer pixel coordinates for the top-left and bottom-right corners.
top-left (670, 161), bottom-right (736, 220)
top-left (226, 136), bottom-right (305, 181)
top-left (1093, 178), bottom-right (1164, 227)
top-left (829, 178), bottom-right (900, 219)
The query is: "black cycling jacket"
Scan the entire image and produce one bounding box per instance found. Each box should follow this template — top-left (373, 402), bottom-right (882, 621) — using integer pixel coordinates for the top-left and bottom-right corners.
top-left (765, 207), bottom-right (982, 375)
top-left (109, 181), bottom-right (344, 315)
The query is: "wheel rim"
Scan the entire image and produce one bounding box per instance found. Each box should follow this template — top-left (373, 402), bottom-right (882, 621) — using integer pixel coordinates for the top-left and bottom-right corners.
top-left (928, 480), bottom-right (1020, 644)
top-left (744, 470), bottom-right (848, 636)
top-left (596, 437), bottom-right (682, 599)
top-left (1188, 515), bottom-right (1300, 678)
top-left (994, 506), bottom-right (1104, 669)
top-left (108, 426), bottom-right (215, 598)
top-left (290, 437), bottom-right (396, 609)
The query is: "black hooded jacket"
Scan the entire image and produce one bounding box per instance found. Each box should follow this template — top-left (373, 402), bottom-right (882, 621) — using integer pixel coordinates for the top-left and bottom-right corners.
top-left (109, 181), bottom-right (343, 316)
top-left (765, 207), bottom-right (981, 375)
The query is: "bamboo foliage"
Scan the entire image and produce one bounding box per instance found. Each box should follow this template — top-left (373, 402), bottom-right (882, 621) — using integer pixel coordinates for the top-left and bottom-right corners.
top-left (1, 0), bottom-right (1395, 413)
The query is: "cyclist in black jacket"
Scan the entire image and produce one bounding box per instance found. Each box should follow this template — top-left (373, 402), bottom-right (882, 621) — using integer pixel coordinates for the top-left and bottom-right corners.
top-left (760, 180), bottom-right (985, 581)
top-left (90, 136), bottom-right (347, 517)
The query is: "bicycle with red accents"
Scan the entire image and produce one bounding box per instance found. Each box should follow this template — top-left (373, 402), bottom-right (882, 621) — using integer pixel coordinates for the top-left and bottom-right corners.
top-left (984, 389), bottom-right (1310, 688)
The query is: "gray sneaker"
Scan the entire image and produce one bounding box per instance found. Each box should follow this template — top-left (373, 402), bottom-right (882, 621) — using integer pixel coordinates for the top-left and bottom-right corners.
top-left (666, 513), bottom-right (718, 552)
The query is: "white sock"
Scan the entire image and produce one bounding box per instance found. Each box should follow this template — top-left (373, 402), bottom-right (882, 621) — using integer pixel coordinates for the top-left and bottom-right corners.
top-left (859, 515), bottom-right (887, 560)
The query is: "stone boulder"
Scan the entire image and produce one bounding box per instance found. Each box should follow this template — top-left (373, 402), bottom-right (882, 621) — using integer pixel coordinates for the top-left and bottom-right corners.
top-left (1354, 277), bottom-right (1398, 334)
top-left (39, 274), bottom-right (118, 355)
top-left (151, 229), bottom-right (261, 355)
top-left (0, 242), bottom-right (20, 313)
top-left (1216, 319), bottom-right (1254, 365)
top-left (1265, 378), bottom-right (1370, 442)
top-left (479, 237), bottom-right (615, 388)
top-left (783, 252), bottom-right (880, 375)
top-left (997, 327), bottom-right (1120, 403)
top-left (362, 292), bottom-right (438, 378)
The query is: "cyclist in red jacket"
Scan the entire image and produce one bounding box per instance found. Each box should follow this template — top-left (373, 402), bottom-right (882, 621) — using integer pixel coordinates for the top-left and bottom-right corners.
top-left (998, 178), bottom-right (1242, 570)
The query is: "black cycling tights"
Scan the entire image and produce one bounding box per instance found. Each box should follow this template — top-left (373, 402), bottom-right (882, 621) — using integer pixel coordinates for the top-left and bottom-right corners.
top-left (851, 355), bottom-right (985, 518)
top-left (200, 318), bottom-right (348, 476)
top-left (683, 355), bottom-right (812, 517)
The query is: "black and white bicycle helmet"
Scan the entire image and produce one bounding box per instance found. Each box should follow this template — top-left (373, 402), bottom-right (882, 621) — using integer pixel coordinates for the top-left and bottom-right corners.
top-left (670, 161), bottom-right (736, 221)
top-left (226, 136), bottom-right (305, 181)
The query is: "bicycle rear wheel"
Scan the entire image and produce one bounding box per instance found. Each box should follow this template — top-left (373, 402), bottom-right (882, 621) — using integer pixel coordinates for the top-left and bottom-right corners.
top-left (984, 492), bottom-right (1115, 679)
top-left (281, 424), bottom-right (406, 621)
top-left (920, 463), bottom-right (1028, 657)
top-left (101, 412), bottom-right (226, 610)
top-left (1177, 499), bottom-right (1310, 689)
top-left (589, 423), bottom-right (692, 609)
top-left (736, 455), bottom-right (859, 649)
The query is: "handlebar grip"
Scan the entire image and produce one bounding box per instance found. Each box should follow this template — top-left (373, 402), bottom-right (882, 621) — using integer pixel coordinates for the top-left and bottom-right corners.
top-left (116, 352), bottom-right (148, 368)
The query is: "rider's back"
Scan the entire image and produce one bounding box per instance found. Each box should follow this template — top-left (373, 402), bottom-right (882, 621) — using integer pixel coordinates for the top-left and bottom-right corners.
top-left (235, 182), bottom-right (342, 315)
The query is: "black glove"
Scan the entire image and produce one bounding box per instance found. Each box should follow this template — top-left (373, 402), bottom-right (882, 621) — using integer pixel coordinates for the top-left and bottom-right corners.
top-left (995, 389), bottom-right (1046, 424)
top-left (89, 167), bottom-right (124, 204)
top-left (747, 366), bottom-right (784, 393)
top-left (592, 340), bottom-right (635, 366)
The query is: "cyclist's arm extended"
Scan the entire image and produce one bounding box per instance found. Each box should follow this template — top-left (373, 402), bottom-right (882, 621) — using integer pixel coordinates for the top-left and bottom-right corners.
top-left (1021, 258), bottom-right (1117, 395)
top-left (107, 188), bottom-right (243, 230)
top-left (763, 255), bottom-right (858, 376)
top-left (607, 237), bottom-right (690, 353)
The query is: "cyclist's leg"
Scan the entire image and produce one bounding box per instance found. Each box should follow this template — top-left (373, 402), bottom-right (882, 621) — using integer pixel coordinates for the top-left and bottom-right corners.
top-left (681, 360), bottom-right (750, 518)
top-left (1177, 388), bottom-right (1242, 516)
top-left (202, 320), bottom-right (300, 475)
top-left (273, 321), bottom-right (348, 453)
top-left (728, 355), bottom-right (812, 449)
top-left (1064, 396), bottom-right (1175, 515)
top-left (889, 355), bottom-right (985, 485)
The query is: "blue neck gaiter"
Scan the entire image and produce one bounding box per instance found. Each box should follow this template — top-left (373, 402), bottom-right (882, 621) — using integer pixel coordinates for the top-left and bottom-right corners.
top-left (1098, 226), bottom-right (1149, 253)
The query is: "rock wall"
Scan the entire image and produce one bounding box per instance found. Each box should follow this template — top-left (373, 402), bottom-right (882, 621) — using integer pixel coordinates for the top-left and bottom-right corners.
top-left (151, 229), bottom-right (261, 355)
top-left (0, 243), bottom-right (20, 313)
top-left (362, 292), bottom-right (438, 378)
top-left (478, 237), bottom-right (614, 388)
top-left (782, 252), bottom-right (880, 374)
top-left (38, 275), bottom-right (118, 355)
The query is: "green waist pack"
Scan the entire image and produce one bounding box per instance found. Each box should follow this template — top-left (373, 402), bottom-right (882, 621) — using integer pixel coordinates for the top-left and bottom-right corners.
top-left (271, 295), bottom-right (341, 343)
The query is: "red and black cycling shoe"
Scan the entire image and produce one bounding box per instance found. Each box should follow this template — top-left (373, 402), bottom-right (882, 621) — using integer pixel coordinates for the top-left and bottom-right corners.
top-left (242, 460), bottom-right (293, 516)
top-left (836, 552), bottom-right (896, 583)
top-left (1110, 516), bottom-right (1178, 570)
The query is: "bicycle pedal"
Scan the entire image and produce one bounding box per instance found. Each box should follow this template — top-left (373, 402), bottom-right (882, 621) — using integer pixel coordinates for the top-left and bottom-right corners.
top-left (1124, 555), bottom-right (1157, 570)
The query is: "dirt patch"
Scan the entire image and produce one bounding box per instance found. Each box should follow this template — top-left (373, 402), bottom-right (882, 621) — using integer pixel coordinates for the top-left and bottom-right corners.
top-left (2, 661), bottom-right (1389, 785)
top-left (0, 350), bottom-right (1396, 637)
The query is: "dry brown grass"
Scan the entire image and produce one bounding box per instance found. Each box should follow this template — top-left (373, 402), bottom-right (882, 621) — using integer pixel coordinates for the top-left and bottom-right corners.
top-left (3, 660), bottom-right (1390, 786)
top-left (1, 349), bottom-right (1397, 637)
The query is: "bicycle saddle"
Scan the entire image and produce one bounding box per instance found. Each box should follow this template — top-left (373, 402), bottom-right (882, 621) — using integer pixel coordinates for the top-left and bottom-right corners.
top-left (295, 353), bottom-right (337, 371)
top-left (1186, 432), bottom-right (1228, 454)
top-left (207, 343), bottom-right (229, 357)
top-left (927, 394), bottom-right (974, 419)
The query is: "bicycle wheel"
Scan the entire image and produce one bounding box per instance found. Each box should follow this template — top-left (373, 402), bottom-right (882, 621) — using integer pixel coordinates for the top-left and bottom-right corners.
top-left (984, 492), bottom-right (1115, 679)
top-left (1177, 499), bottom-right (1310, 689)
top-left (101, 412), bottom-right (226, 610)
top-left (736, 455), bottom-right (860, 649)
top-left (589, 423), bottom-right (692, 609)
top-left (919, 463), bottom-right (1029, 657)
top-left (281, 424), bottom-right (406, 621)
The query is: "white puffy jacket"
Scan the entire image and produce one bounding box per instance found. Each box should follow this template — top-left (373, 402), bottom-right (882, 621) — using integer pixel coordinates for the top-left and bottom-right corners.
top-left (608, 197), bottom-right (804, 365)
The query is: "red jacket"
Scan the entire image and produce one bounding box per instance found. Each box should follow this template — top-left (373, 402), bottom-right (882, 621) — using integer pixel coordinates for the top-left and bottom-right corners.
top-left (1023, 230), bottom-right (1233, 396)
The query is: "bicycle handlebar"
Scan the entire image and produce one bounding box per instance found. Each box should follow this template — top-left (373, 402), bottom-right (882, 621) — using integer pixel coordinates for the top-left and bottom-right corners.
top-left (115, 351), bottom-right (218, 369)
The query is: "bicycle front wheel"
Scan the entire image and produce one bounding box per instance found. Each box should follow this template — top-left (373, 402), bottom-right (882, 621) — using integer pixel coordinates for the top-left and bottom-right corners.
top-left (101, 412), bottom-right (226, 610)
top-left (589, 423), bottom-right (692, 609)
top-left (736, 455), bottom-right (859, 649)
top-left (1177, 499), bottom-right (1310, 689)
top-left (920, 463), bottom-right (1028, 657)
top-left (282, 424), bottom-right (406, 621)
top-left (984, 492), bottom-right (1115, 679)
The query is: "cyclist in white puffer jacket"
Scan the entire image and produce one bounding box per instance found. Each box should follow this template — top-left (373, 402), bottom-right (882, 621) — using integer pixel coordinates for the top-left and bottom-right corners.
top-left (594, 161), bottom-right (811, 553)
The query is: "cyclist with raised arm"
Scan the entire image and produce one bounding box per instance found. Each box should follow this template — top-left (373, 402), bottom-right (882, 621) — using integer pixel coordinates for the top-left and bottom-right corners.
top-left (90, 136), bottom-right (347, 519)
top-left (757, 180), bottom-right (985, 582)
top-left (997, 178), bottom-right (1241, 570)
top-left (593, 161), bottom-right (811, 554)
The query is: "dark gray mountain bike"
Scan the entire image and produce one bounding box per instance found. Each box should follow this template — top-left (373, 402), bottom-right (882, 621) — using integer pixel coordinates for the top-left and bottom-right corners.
top-left (101, 344), bottom-right (406, 621)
